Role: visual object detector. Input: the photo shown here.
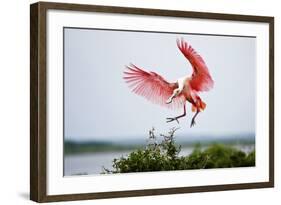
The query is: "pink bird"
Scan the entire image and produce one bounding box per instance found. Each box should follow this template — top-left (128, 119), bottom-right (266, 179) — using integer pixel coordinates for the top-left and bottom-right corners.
top-left (123, 39), bottom-right (214, 127)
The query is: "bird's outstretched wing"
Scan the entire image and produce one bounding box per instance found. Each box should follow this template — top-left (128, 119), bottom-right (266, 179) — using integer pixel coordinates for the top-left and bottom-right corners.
top-left (177, 39), bottom-right (214, 92)
top-left (123, 64), bottom-right (185, 109)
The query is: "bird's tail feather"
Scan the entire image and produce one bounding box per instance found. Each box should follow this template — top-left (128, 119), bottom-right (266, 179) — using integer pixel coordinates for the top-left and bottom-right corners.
top-left (192, 100), bottom-right (206, 112)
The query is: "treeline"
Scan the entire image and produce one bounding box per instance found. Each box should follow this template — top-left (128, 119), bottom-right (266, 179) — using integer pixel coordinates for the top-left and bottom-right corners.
top-left (64, 140), bottom-right (142, 154)
top-left (103, 128), bottom-right (255, 174)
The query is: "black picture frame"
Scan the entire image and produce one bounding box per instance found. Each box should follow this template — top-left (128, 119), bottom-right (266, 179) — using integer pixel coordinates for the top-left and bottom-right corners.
top-left (30, 1), bottom-right (274, 202)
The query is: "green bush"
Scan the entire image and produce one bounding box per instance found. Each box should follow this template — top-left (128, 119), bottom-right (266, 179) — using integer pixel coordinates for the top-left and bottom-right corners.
top-left (103, 128), bottom-right (255, 174)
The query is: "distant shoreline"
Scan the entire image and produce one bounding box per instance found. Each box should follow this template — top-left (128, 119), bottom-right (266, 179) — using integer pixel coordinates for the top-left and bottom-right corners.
top-left (64, 136), bottom-right (255, 155)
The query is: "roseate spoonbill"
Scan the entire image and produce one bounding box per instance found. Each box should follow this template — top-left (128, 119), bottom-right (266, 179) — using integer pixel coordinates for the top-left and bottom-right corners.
top-left (123, 39), bottom-right (214, 127)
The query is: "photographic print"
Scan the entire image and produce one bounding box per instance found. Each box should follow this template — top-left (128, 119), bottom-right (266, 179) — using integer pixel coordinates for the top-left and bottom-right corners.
top-left (30, 2), bottom-right (273, 201)
top-left (63, 28), bottom-right (256, 176)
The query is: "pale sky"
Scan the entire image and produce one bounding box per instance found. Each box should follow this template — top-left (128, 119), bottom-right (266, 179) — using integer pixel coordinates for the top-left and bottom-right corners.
top-left (64, 28), bottom-right (256, 141)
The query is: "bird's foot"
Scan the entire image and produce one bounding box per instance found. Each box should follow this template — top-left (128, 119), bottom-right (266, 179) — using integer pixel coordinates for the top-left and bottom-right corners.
top-left (166, 117), bottom-right (179, 124)
top-left (190, 119), bottom-right (196, 127)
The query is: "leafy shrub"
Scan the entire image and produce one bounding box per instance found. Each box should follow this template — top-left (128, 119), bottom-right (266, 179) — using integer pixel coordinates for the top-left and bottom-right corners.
top-left (103, 128), bottom-right (255, 174)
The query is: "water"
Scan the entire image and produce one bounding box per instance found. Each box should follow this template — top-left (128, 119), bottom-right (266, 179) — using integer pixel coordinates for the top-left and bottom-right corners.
top-left (64, 150), bottom-right (132, 176)
top-left (64, 145), bottom-right (254, 176)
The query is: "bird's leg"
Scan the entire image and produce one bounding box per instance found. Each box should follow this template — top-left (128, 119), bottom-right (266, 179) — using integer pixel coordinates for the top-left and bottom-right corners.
top-left (190, 109), bottom-right (200, 127)
top-left (166, 104), bottom-right (186, 123)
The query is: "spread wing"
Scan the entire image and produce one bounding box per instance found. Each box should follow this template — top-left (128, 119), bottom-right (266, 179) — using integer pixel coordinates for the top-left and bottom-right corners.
top-left (123, 64), bottom-right (185, 109)
top-left (177, 39), bottom-right (214, 92)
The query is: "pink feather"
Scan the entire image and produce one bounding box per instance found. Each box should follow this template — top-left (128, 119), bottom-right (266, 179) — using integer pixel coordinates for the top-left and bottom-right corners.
top-left (123, 64), bottom-right (185, 109)
top-left (177, 39), bottom-right (214, 92)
